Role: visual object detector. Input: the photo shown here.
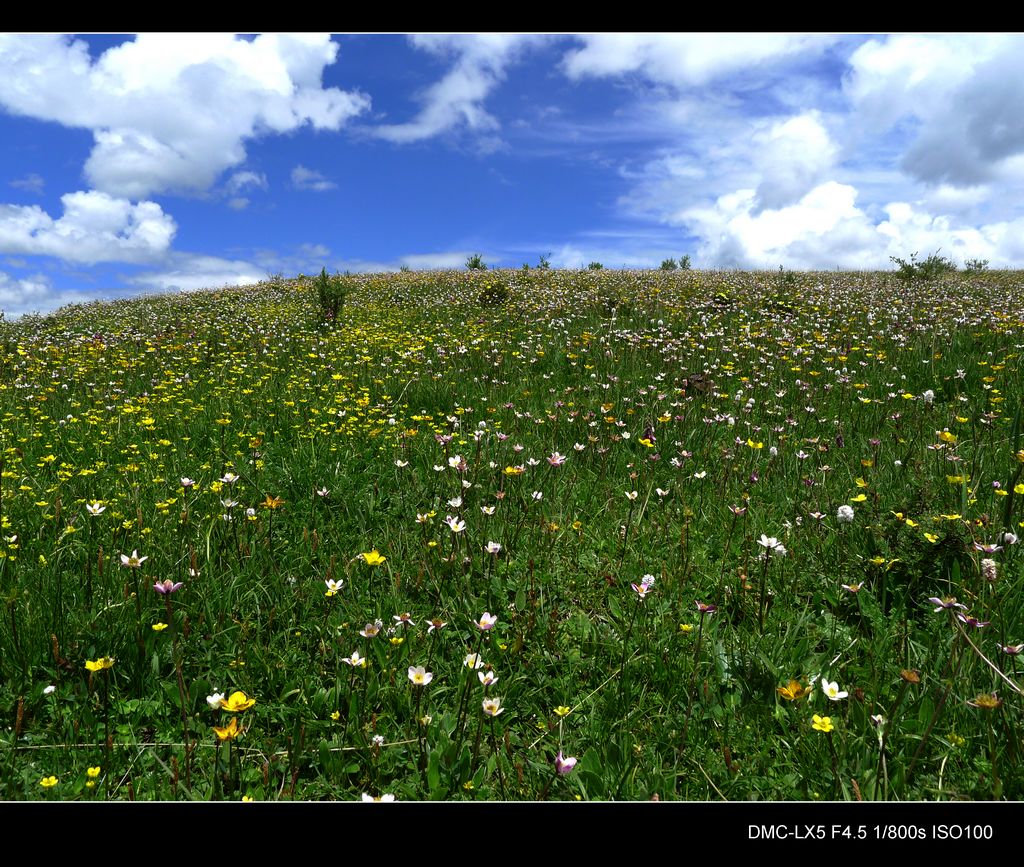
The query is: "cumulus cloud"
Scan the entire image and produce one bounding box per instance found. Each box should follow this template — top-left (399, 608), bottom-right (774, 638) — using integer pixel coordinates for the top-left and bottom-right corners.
top-left (291, 165), bottom-right (337, 192)
top-left (129, 253), bottom-right (267, 292)
top-left (562, 34), bottom-right (832, 88)
top-left (0, 190), bottom-right (176, 264)
top-left (0, 34), bottom-right (369, 199)
top-left (846, 34), bottom-right (1024, 187)
top-left (0, 270), bottom-right (97, 318)
top-left (374, 34), bottom-right (542, 144)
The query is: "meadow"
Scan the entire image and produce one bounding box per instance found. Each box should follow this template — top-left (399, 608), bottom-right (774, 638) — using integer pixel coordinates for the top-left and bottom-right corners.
top-left (0, 266), bottom-right (1021, 801)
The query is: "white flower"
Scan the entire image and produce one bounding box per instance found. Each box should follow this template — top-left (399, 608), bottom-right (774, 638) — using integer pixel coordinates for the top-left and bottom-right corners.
top-left (85, 502), bottom-right (105, 516)
top-left (220, 472), bottom-right (239, 484)
top-left (480, 505), bottom-right (496, 516)
top-left (361, 793), bottom-right (396, 802)
top-left (207, 691), bottom-right (226, 710)
top-left (447, 496), bottom-right (463, 508)
top-left (837, 504), bottom-right (855, 524)
top-left (531, 491), bottom-right (543, 501)
top-left (478, 670), bottom-right (498, 686)
top-left (757, 535), bottom-right (780, 550)
top-left (371, 735), bottom-right (385, 747)
top-left (120, 550), bottom-right (148, 568)
top-left (408, 666), bottom-right (433, 686)
top-left (482, 697), bottom-right (504, 716)
top-left (395, 460), bottom-right (408, 468)
top-left (43, 685), bottom-right (56, 696)
top-left (485, 541), bottom-right (502, 555)
top-left (821, 679), bottom-right (848, 701)
top-left (625, 490), bottom-right (639, 501)
top-left (445, 515), bottom-right (466, 533)
top-left (921, 389), bottom-right (935, 404)
top-left (463, 653), bottom-right (484, 669)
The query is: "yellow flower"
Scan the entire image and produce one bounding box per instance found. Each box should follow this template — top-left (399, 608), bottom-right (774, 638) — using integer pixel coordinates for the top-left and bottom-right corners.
top-left (361, 549), bottom-right (386, 566)
top-left (85, 656), bottom-right (115, 672)
top-left (924, 533), bottom-right (939, 544)
top-left (213, 717), bottom-right (241, 741)
top-left (850, 493), bottom-right (867, 503)
top-left (854, 477), bottom-right (869, 488)
top-left (261, 494), bottom-right (284, 510)
top-left (39, 776), bottom-right (58, 788)
top-left (219, 690), bottom-right (256, 712)
top-left (554, 705), bottom-right (572, 717)
top-left (812, 714), bottom-right (834, 733)
top-left (87, 766), bottom-right (101, 778)
top-left (937, 431), bottom-right (957, 444)
top-left (152, 623), bottom-right (168, 632)
top-left (678, 623), bottom-right (694, 633)
top-left (777, 679), bottom-right (812, 701)
top-left (1015, 483), bottom-right (1024, 495)
top-left (330, 711), bottom-right (340, 721)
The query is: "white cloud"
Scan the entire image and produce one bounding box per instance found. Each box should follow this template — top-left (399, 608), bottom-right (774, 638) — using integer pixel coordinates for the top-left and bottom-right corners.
top-left (399, 251), bottom-right (477, 269)
top-left (129, 253), bottom-right (267, 292)
top-left (562, 34), bottom-right (831, 88)
top-left (845, 34), bottom-right (1024, 186)
top-left (291, 165), bottom-right (337, 192)
top-left (752, 112), bottom-right (837, 210)
top-left (0, 34), bottom-right (369, 199)
top-left (0, 271), bottom-right (96, 318)
top-left (226, 171), bottom-right (268, 195)
top-left (374, 35), bottom-right (541, 144)
top-left (0, 190), bottom-right (176, 264)
top-left (9, 173), bottom-right (45, 195)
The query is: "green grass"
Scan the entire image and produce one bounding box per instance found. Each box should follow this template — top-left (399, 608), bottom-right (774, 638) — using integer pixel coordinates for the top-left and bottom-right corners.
top-left (0, 267), bottom-right (1022, 800)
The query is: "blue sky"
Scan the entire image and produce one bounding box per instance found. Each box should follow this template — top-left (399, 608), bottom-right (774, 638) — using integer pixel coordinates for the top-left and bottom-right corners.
top-left (3, 33), bottom-right (1024, 316)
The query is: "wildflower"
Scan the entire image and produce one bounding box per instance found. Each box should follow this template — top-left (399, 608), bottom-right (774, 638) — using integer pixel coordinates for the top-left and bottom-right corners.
top-left (777, 680), bottom-right (811, 701)
top-left (695, 601), bottom-right (718, 614)
top-left (974, 542), bottom-right (1003, 555)
top-left (180, 477), bottom-right (196, 488)
top-left (152, 622), bottom-right (169, 632)
top-left (821, 679), bottom-right (848, 701)
top-left (980, 559), bottom-right (998, 583)
top-left (408, 666), bottom-right (433, 686)
top-left (928, 596), bottom-right (968, 612)
top-left (316, 487), bottom-right (330, 497)
top-left (426, 618), bottom-right (447, 633)
top-left (120, 550), bottom-right (148, 568)
top-left (86, 502), bottom-right (106, 516)
top-left (531, 491), bottom-right (543, 501)
top-left (554, 705), bottom-right (572, 717)
top-left (342, 651), bottom-right (367, 668)
top-left (219, 691), bottom-right (256, 712)
top-left (213, 717), bottom-right (241, 741)
top-left (482, 697), bottom-right (504, 717)
top-left (921, 390), bottom-right (935, 404)
top-left (476, 612), bottom-right (497, 631)
top-left (484, 541), bottom-right (502, 555)
top-left (837, 505), bottom-right (855, 524)
top-left (87, 766), bottom-right (101, 779)
top-left (85, 656), bottom-right (115, 672)
top-left (361, 550), bottom-right (386, 566)
top-left (757, 534), bottom-right (781, 551)
top-left (361, 793), bottom-right (396, 802)
top-left (153, 579), bottom-right (183, 595)
top-left (360, 621), bottom-right (383, 638)
top-left (956, 612), bottom-right (990, 628)
top-left (625, 490), bottom-right (639, 501)
top-left (900, 669), bottom-right (922, 684)
top-left (678, 623), bottom-right (694, 633)
top-left (631, 580), bottom-right (653, 600)
top-left (372, 735), bottom-right (385, 746)
top-left (220, 472), bottom-right (240, 484)
top-left (480, 505), bottom-right (496, 516)
top-left (447, 496), bottom-right (463, 508)
top-left (445, 516), bottom-right (466, 533)
top-left (555, 751), bottom-right (578, 775)
top-left (812, 714), bottom-right (834, 733)
top-left (207, 691), bottom-right (226, 710)
top-left (324, 578), bottom-right (344, 596)
top-left (999, 643), bottom-right (1024, 655)
top-left (464, 653), bottom-right (484, 669)
top-left (43, 685), bottom-right (56, 696)
top-left (261, 495), bottom-right (284, 510)
top-left (478, 670), bottom-right (498, 687)
top-left (967, 693), bottom-right (1001, 710)
top-left (39, 776), bottom-right (58, 788)
top-left (841, 583), bottom-right (863, 593)
top-left (548, 452), bottom-right (567, 467)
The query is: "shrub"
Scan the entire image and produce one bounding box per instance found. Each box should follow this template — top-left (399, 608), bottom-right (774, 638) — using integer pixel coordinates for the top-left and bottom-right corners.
top-left (679, 254), bottom-right (691, 270)
top-left (466, 253), bottom-right (487, 270)
top-left (964, 258), bottom-right (989, 273)
top-left (478, 279), bottom-right (510, 306)
top-left (313, 267), bottom-right (351, 324)
top-left (660, 258), bottom-right (678, 271)
top-left (890, 250), bottom-right (958, 281)
top-left (587, 261), bottom-right (604, 270)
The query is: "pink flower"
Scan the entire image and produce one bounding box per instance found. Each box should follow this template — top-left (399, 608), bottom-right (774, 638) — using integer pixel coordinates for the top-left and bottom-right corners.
top-left (555, 751), bottom-right (577, 775)
top-left (153, 580), bottom-right (183, 595)
top-left (476, 612), bottom-right (497, 631)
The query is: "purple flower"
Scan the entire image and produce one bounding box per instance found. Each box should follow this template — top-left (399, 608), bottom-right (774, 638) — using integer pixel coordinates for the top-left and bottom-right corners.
top-left (956, 613), bottom-right (990, 628)
top-left (696, 601), bottom-right (718, 614)
top-left (153, 580), bottom-right (184, 595)
top-left (555, 751), bottom-right (577, 775)
top-left (927, 596), bottom-right (967, 612)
